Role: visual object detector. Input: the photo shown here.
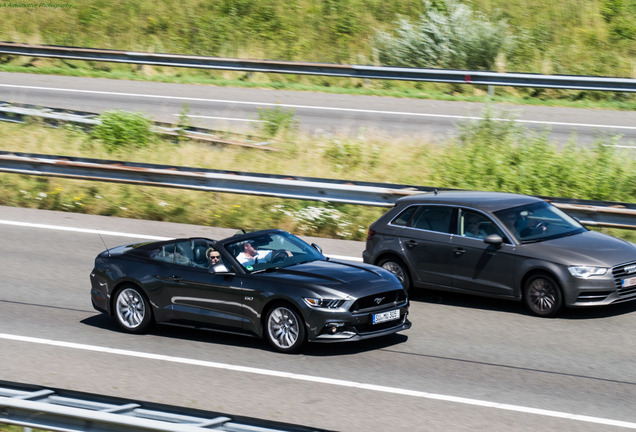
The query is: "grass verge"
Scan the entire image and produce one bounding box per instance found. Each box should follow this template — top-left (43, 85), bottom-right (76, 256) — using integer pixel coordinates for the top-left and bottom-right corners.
top-left (1, 109), bottom-right (635, 242)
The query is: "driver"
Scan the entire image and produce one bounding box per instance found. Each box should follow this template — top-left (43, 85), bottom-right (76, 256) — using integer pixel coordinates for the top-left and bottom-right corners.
top-left (236, 240), bottom-right (273, 266)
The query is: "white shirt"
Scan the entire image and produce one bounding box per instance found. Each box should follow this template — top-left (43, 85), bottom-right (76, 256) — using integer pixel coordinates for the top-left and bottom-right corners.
top-left (236, 249), bottom-right (272, 266)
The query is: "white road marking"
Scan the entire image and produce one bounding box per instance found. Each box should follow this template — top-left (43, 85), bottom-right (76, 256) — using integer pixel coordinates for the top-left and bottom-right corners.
top-left (0, 219), bottom-right (170, 240)
top-left (0, 332), bottom-right (634, 429)
top-left (2, 83), bottom-right (635, 130)
top-left (176, 114), bottom-right (263, 123)
top-left (0, 219), bottom-right (363, 261)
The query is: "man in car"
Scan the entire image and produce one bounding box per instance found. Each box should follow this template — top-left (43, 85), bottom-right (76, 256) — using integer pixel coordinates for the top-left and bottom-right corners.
top-left (236, 240), bottom-right (273, 266)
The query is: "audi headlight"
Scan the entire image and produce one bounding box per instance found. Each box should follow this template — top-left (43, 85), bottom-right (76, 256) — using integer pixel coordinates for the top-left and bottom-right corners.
top-left (303, 298), bottom-right (345, 309)
top-left (568, 266), bottom-right (608, 278)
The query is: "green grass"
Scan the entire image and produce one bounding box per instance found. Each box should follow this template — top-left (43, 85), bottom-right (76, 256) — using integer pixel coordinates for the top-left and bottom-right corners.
top-left (0, 0), bottom-right (635, 110)
top-left (1, 109), bottom-right (636, 242)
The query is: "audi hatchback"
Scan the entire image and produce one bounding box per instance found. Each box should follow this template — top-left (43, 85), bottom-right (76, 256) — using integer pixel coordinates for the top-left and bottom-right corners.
top-left (363, 191), bottom-right (636, 317)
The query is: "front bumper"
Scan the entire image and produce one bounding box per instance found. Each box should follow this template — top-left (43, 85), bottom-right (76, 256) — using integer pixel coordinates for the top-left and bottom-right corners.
top-left (306, 302), bottom-right (411, 343)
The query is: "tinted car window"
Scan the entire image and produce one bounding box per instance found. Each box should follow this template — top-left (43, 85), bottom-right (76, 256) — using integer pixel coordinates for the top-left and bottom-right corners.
top-left (494, 201), bottom-right (585, 243)
top-left (409, 206), bottom-right (453, 233)
top-left (391, 206), bottom-right (418, 226)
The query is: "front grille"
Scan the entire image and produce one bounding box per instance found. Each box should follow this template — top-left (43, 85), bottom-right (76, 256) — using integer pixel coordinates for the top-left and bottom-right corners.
top-left (612, 261), bottom-right (636, 299)
top-left (349, 289), bottom-right (407, 314)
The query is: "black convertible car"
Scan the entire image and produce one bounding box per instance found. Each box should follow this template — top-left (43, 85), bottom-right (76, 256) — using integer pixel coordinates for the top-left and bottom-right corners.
top-left (90, 229), bottom-right (410, 353)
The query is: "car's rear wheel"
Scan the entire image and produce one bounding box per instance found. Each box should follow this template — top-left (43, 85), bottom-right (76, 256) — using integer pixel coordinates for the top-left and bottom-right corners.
top-left (114, 285), bottom-right (153, 333)
top-left (264, 304), bottom-right (306, 353)
top-left (523, 274), bottom-right (563, 317)
top-left (378, 257), bottom-right (411, 292)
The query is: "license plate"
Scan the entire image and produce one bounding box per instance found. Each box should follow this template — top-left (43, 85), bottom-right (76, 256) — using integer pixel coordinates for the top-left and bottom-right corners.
top-left (372, 309), bottom-right (400, 324)
top-left (622, 276), bottom-right (636, 288)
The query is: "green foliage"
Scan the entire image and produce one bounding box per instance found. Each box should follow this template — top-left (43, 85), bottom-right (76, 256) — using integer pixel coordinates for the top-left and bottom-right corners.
top-left (324, 139), bottom-right (364, 171)
top-left (92, 110), bottom-right (155, 153)
top-left (2, 114), bottom-right (636, 240)
top-left (431, 109), bottom-right (636, 202)
top-left (374, 0), bottom-right (516, 70)
top-left (257, 106), bottom-right (297, 138)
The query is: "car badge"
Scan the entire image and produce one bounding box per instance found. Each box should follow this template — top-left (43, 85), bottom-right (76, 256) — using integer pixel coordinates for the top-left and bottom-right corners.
top-left (625, 264), bottom-right (636, 274)
top-left (374, 297), bottom-right (385, 305)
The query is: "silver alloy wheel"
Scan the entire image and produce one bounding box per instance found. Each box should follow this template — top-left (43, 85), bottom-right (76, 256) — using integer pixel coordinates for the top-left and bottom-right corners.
top-left (116, 288), bottom-right (146, 329)
top-left (267, 306), bottom-right (300, 350)
top-left (526, 277), bottom-right (559, 315)
top-left (381, 261), bottom-right (406, 285)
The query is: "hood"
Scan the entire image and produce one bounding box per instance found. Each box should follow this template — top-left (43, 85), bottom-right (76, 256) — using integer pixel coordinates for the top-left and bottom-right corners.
top-left (523, 230), bottom-right (636, 267)
top-left (256, 259), bottom-right (402, 297)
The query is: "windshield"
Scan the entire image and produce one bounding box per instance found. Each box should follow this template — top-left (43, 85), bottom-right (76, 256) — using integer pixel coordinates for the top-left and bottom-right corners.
top-left (224, 231), bottom-right (325, 272)
top-left (493, 201), bottom-right (585, 244)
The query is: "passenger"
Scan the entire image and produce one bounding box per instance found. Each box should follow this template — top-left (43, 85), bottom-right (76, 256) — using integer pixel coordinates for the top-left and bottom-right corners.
top-left (464, 216), bottom-right (487, 239)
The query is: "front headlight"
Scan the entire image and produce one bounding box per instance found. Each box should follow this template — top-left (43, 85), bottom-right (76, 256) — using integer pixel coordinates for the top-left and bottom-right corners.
top-left (303, 298), bottom-right (345, 309)
top-left (568, 266), bottom-right (608, 278)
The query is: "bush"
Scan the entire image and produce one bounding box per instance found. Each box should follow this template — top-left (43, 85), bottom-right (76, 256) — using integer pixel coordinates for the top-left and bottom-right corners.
top-left (373, 0), bottom-right (516, 70)
top-left (92, 110), bottom-right (155, 153)
top-left (257, 106), bottom-right (297, 138)
top-left (431, 108), bottom-right (636, 201)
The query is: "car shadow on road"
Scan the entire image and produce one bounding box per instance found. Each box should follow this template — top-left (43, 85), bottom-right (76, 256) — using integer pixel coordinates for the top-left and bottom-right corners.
top-left (409, 288), bottom-right (636, 319)
top-left (80, 314), bottom-right (409, 355)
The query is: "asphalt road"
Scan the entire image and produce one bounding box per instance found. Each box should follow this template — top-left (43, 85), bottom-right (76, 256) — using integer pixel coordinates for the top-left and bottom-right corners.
top-left (1, 72), bottom-right (636, 146)
top-left (2, 205), bottom-right (636, 431)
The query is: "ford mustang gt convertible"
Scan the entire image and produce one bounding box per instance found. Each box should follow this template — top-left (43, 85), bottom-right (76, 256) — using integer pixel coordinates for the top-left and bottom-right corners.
top-left (90, 229), bottom-right (410, 353)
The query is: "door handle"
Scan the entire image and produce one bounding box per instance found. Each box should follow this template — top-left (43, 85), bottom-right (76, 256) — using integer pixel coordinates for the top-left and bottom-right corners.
top-left (405, 240), bottom-right (418, 248)
top-left (453, 248), bottom-right (466, 256)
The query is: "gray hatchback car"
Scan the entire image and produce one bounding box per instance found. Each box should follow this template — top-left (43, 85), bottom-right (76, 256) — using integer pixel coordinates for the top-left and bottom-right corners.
top-left (363, 191), bottom-right (636, 317)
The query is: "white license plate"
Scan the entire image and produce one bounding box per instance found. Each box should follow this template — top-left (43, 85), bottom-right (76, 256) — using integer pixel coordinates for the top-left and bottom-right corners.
top-left (372, 309), bottom-right (400, 324)
top-left (622, 276), bottom-right (636, 288)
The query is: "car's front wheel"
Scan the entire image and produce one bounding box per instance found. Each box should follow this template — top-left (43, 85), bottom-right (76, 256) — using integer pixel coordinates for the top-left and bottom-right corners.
top-left (114, 285), bottom-right (153, 333)
top-left (523, 274), bottom-right (563, 317)
top-left (264, 304), bottom-right (306, 353)
top-left (378, 257), bottom-right (411, 292)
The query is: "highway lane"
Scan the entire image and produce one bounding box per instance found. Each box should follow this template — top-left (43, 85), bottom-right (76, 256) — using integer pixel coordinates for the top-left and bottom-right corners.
top-left (2, 206), bottom-right (636, 431)
top-left (1, 72), bottom-right (636, 145)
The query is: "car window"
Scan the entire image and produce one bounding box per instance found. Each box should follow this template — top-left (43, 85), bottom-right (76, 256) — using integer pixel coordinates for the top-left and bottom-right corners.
top-left (391, 206), bottom-right (418, 226)
top-left (494, 201), bottom-right (585, 243)
top-left (409, 206), bottom-right (453, 234)
top-left (459, 210), bottom-right (490, 239)
top-left (225, 231), bottom-right (325, 273)
top-left (152, 242), bottom-right (176, 263)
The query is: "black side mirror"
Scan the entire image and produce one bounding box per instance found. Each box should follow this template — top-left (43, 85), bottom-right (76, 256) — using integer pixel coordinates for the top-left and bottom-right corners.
top-left (311, 243), bottom-right (323, 254)
top-left (484, 234), bottom-right (503, 246)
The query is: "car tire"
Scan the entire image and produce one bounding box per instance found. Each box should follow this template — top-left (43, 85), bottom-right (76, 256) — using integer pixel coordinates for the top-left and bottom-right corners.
top-left (264, 304), bottom-right (306, 354)
top-left (113, 285), bottom-right (153, 333)
top-left (523, 274), bottom-right (563, 317)
top-left (378, 257), bottom-right (412, 292)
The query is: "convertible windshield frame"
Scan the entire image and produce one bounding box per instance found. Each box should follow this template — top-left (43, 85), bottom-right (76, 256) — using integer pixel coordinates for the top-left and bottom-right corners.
top-left (493, 201), bottom-right (586, 244)
top-left (224, 231), bottom-right (326, 273)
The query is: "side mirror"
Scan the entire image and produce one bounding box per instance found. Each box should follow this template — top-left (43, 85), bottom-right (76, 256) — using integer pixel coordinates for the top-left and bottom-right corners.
top-left (484, 234), bottom-right (503, 246)
top-left (311, 243), bottom-right (323, 254)
top-left (211, 263), bottom-right (233, 274)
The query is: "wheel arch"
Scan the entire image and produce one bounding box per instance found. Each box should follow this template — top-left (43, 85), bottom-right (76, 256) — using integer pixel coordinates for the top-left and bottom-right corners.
top-left (374, 252), bottom-right (414, 289)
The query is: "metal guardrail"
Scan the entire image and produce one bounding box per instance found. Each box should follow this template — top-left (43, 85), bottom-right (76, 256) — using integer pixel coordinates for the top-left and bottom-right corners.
top-left (2, 42), bottom-right (636, 92)
top-left (0, 380), bottom-right (328, 432)
top-left (0, 101), bottom-right (275, 151)
top-left (1, 151), bottom-right (636, 229)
